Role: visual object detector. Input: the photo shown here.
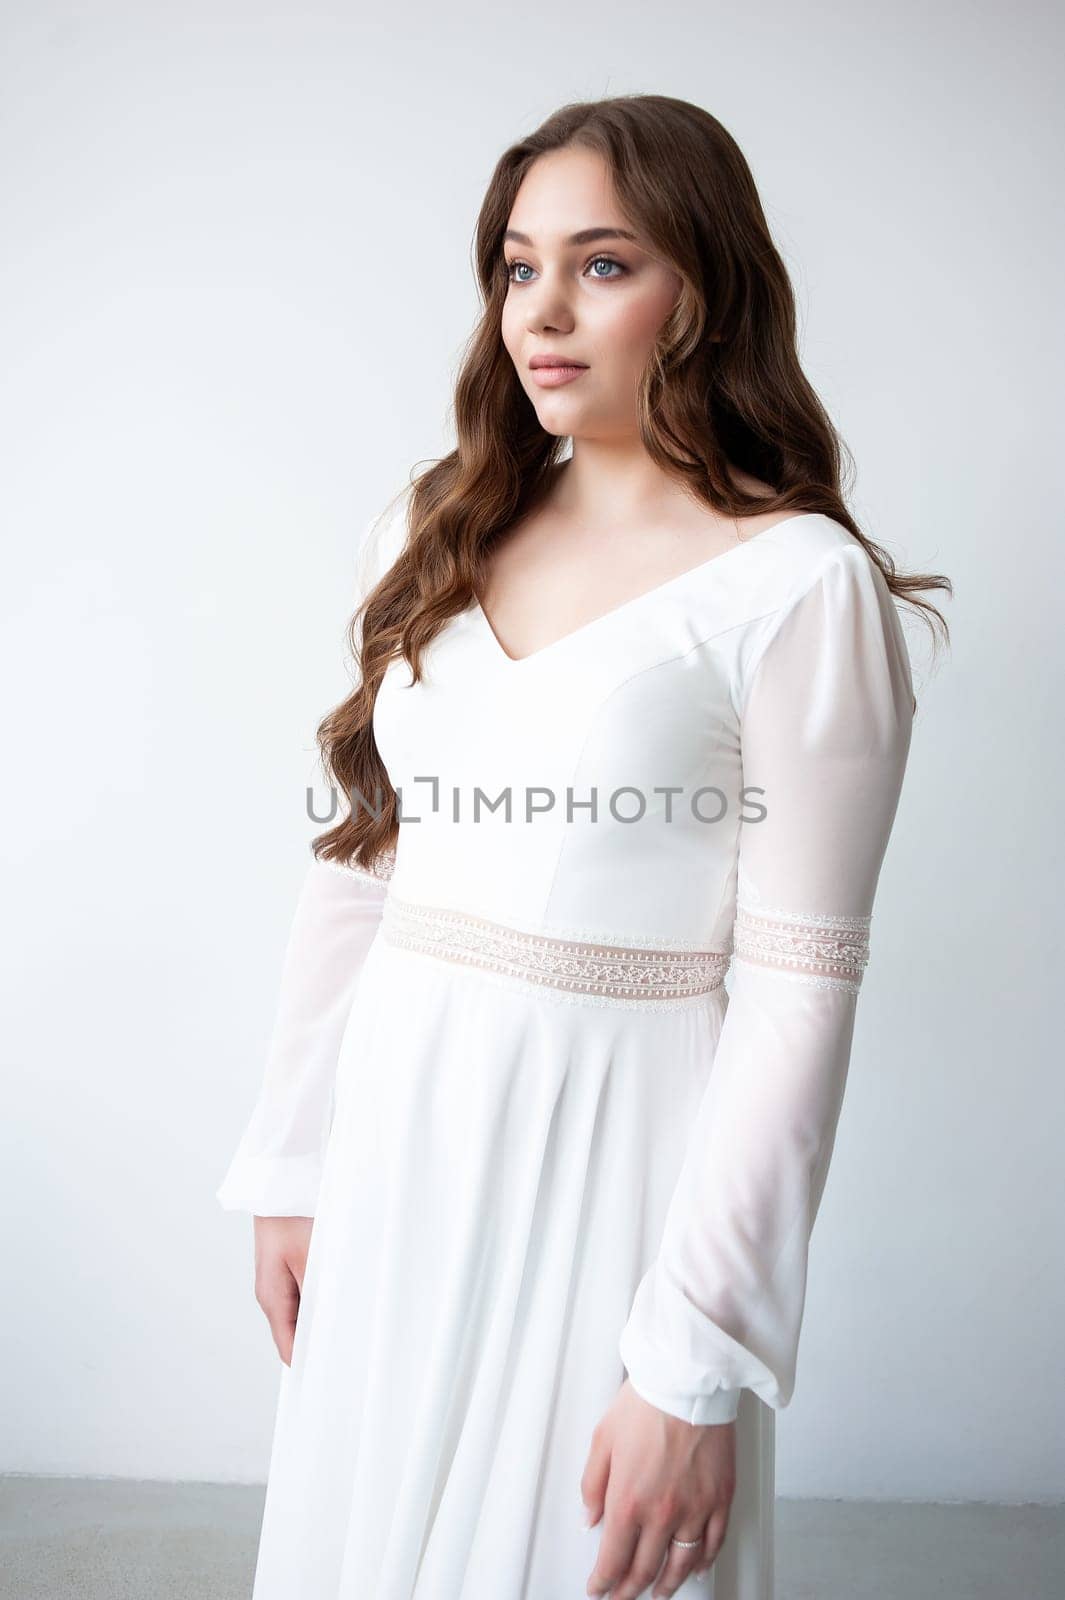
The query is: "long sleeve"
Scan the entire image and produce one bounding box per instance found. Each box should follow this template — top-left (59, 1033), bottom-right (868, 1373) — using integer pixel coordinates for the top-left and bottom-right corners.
top-left (215, 493), bottom-right (408, 1217)
top-left (617, 540), bottom-right (914, 1425)
top-left (214, 854), bottom-right (393, 1215)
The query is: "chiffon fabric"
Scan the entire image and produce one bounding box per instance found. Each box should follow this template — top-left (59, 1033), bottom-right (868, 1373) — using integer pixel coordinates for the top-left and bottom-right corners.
top-left (217, 486), bottom-right (914, 1599)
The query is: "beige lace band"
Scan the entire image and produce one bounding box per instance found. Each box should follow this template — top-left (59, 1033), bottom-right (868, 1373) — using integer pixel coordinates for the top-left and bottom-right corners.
top-left (731, 903), bottom-right (871, 993)
top-left (379, 893), bottom-right (732, 1005)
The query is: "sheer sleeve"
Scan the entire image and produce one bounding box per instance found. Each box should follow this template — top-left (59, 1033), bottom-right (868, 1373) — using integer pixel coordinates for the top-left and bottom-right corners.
top-left (214, 492), bottom-right (408, 1217)
top-left (617, 540), bottom-right (915, 1425)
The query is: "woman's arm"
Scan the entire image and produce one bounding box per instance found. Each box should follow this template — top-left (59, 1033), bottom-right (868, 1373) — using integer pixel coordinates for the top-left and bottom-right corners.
top-left (617, 539), bottom-right (915, 1424)
top-left (215, 490), bottom-right (409, 1218)
top-left (215, 852), bottom-right (393, 1216)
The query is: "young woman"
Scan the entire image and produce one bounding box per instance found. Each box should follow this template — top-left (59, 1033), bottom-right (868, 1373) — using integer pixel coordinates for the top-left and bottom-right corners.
top-left (218, 95), bottom-right (950, 1600)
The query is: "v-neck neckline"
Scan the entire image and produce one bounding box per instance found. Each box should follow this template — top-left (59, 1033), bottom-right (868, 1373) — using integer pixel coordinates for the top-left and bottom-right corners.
top-left (471, 512), bottom-right (820, 667)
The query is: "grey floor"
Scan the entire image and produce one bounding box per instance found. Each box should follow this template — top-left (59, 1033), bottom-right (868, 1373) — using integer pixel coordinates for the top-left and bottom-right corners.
top-left (0, 1477), bottom-right (1061, 1599)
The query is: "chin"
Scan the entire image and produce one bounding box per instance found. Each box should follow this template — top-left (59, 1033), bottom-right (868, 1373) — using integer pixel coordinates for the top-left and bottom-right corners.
top-left (535, 418), bottom-right (569, 438)
top-left (532, 398), bottom-right (588, 435)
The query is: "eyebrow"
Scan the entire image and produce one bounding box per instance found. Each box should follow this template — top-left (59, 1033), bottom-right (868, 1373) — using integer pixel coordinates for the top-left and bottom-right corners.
top-left (502, 227), bottom-right (639, 247)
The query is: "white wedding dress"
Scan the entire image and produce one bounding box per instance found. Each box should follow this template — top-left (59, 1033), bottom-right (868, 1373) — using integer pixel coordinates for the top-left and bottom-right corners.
top-left (217, 485), bottom-right (914, 1599)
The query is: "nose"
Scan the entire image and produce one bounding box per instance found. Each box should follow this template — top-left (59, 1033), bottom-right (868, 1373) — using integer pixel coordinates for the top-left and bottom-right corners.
top-left (523, 271), bottom-right (576, 337)
top-left (526, 304), bottom-right (575, 339)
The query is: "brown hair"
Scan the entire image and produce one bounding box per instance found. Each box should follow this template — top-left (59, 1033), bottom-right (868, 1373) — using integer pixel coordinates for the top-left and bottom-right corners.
top-left (314, 93), bottom-right (951, 873)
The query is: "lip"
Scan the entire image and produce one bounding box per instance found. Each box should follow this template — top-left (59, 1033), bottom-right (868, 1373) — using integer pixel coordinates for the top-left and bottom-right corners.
top-left (528, 357), bottom-right (589, 389)
top-left (529, 353), bottom-right (589, 369)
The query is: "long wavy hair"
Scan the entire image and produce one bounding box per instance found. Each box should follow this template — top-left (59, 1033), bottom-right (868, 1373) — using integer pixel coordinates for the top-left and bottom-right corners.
top-left (314, 93), bottom-right (951, 874)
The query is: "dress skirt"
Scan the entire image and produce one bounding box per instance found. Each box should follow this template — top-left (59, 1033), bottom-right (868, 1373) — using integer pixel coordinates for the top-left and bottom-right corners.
top-left (247, 925), bottom-right (774, 1600)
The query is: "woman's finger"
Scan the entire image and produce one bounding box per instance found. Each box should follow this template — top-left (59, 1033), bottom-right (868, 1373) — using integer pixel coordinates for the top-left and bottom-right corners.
top-left (579, 1423), bottom-right (611, 1527)
top-left (606, 1514), bottom-right (676, 1600)
top-left (287, 1240), bottom-right (308, 1295)
top-left (256, 1260), bottom-right (300, 1365)
top-left (584, 1489), bottom-right (640, 1597)
top-left (650, 1519), bottom-right (709, 1598)
top-left (699, 1506), bottom-right (730, 1574)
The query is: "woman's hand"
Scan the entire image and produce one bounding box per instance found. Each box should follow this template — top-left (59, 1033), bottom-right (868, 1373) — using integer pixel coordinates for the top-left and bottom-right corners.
top-left (253, 1215), bottom-right (313, 1366)
top-left (580, 1379), bottom-right (735, 1599)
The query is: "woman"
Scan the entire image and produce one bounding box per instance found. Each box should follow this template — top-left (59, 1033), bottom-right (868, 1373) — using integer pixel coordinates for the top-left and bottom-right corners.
top-left (217, 95), bottom-right (950, 1600)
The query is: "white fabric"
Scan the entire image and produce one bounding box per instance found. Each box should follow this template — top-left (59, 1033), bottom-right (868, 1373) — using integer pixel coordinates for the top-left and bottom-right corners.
top-left (215, 502), bottom-right (399, 1217)
top-left (617, 544), bottom-right (913, 1425)
top-left (216, 488), bottom-right (913, 1597)
top-left (213, 859), bottom-right (390, 1216)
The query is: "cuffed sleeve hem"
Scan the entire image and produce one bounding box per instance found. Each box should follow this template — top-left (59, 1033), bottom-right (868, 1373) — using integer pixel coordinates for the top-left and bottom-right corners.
top-left (215, 1153), bottom-right (322, 1217)
top-left (626, 1372), bottom-right (743, 1427)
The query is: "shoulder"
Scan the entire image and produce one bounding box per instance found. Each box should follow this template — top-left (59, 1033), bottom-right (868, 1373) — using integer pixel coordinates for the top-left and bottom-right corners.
top-left (736, 512), bottom-right (894, 639)
top-left (760, 512), bottom-right (874, 603)
top-left (730, 514), bottom-right (904, 708)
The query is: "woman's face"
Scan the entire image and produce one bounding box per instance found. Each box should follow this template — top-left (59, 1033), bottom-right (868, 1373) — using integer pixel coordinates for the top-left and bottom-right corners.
top-left (500, 146), bottom-right (683, 442)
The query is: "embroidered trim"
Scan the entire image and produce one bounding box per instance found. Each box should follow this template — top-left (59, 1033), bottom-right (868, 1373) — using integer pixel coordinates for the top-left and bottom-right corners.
top-left (380, 894), bottom-right (730, 1004)
top-left (321, 847), bottom-right (396, 886)
top-left (732, 901), bottom-right (870, 993)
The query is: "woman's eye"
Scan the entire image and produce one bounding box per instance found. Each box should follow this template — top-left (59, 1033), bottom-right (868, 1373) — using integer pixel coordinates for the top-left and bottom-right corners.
top-left (587, 256), bottom-right (625, 278)
top-left (504, 256), bottom-right (627, 284)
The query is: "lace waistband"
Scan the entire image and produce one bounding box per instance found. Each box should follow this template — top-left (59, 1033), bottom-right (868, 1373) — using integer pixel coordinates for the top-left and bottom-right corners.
top-left (379, 894), bottom-right (731, 1007)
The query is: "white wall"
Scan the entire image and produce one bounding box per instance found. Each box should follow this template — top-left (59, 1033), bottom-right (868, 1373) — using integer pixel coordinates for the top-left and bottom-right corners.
top-left (2, 0), bottom-right (1061, 1501)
